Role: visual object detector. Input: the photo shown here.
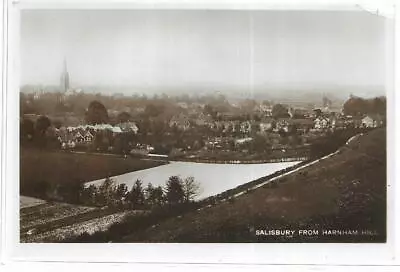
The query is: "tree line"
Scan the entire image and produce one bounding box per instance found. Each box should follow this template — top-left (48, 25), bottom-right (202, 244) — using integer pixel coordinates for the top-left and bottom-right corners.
top-left (343, 96), bottom-right (386, 117)
top-left (51, 175), bottom-right (201, 210)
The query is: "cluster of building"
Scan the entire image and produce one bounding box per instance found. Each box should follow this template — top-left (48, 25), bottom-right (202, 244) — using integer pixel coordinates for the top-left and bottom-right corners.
top-left (55, 122), bottom-right (139, 149)
top-left (23, 59), bottom-right (385, 154)
top-left (165, 110), bottom-right (385, 136)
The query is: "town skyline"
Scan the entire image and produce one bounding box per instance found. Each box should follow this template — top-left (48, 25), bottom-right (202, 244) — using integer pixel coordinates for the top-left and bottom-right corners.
top-left (21, 9), bottom-right (390, 95)
top-left (21, 57), bottom-right (386, 102)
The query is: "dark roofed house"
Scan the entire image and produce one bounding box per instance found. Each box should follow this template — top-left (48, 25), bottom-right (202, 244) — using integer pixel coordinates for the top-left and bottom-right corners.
top-left (84, 131), bottom-right (94, 142)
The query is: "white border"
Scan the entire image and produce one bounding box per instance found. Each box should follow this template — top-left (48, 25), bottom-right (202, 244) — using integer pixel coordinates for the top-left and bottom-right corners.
top-left (2, 0), bottom-right (399, 267)
top-left (0, 0), bottom-right (6, 265)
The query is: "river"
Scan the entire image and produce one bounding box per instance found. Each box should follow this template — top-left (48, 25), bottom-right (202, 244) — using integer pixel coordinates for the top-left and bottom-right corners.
top-left (86, 161), bottom-right (301, 200)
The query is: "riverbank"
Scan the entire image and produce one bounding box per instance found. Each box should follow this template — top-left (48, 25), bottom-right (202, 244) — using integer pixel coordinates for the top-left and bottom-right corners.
top-left (86, 160), bottom-right (301, 200)
top-left (62, 149), bottom-right (308, 164)
top-left (169, 156), bottom-right (308, 164)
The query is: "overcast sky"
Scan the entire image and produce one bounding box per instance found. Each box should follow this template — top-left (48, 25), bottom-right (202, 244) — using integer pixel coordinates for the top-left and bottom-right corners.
top-left (21, 9), bottom-right (390, 94)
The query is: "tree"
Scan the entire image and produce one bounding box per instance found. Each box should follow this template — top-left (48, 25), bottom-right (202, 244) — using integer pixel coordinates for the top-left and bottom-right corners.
top-left (93, 129), bottom-right (112, 152)
top-left (288, 123), bottom-right (298, 135)
top-left (117, 111), bottom-right (132, 123)
top-left (80, 184), bottom-right (97, 206)
top-left (53, 120), bottom-right (62, 129)
top-left (145, 183), bottom-right (165, 207)
top-left (54, 102), bottom-right (72, 113)
top-left (251, 135), bottom-right (271, 153)
top-left (35, 115), bottom-right (51, 147)
top-left (45, 126), bottom-right (61, 149)
top-left (165, 176), bottom-right (185, 205)
top-left (35, 115), bottom-right (51, 134)
top-left (343, 96), bottom-right (368, 116)
top-left (371, 97), bottom-right (386, 115)
top-left (343, 95), bottom-right (386, 117)
top-left (97, 177), bottom-right (117, 206)
top-left (151, 119), bottom-right (167, 136)
top-left (182, 176), bottom-right (201, 203)
top-left (152, 186), bottom-right (165, 206)
top-left (288, 134), bottom-right (302, 147)
top-left (144, 182), bottom-right (155, 205)
top-left (115, 183), bottom-right (128, 201)
top-left (85, 100), bottom-right (109, 125)
top-left (20, 118), bottom-right (35, 141)
top-left (61, 182), bottom-right (85, 204)
top-left (127, 179), bottom-right (145, 209)
top-left (144, 104), bottom-right (163, 118)
top-left (272, 104), bottom-right (289, 118)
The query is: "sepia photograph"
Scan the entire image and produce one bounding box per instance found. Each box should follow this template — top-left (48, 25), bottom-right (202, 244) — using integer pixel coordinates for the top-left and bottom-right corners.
top-left (18, 7), bottom-right (391, 244)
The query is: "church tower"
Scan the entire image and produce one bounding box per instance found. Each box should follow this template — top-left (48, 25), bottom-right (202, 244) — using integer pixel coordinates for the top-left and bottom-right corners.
top-left (60, 58), bottom-right (70, 92)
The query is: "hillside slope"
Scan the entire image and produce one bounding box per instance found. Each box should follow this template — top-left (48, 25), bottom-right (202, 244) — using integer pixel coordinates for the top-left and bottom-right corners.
top-left (20, 149), bottom-right (164, 199)
top-left (123, 128), bottom-right (387, 242)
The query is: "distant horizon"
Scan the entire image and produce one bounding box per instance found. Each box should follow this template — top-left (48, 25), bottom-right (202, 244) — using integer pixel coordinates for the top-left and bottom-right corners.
top-left (20, 82), bottom-right (386, 97)
top-left (20, 83), bottom-right (386, 104)
top-left (21, 9), bottom-right (390, 97)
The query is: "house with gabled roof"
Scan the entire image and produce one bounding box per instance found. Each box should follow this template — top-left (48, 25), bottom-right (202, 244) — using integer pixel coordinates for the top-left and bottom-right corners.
top-left (274, 118), bottom-right (290, 133)
top-left (361, 114), bottom-right (384, 128)
top-left (84, 130), bottom-right (94, 142)
top-left (314, 116), bottom-right (330, 131)
top-left (74, 130), bottom-right (85, 143)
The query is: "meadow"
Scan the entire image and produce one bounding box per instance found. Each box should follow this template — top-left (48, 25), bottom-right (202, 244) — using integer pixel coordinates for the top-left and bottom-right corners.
top-left (20, 148), bottom-right (165, 198)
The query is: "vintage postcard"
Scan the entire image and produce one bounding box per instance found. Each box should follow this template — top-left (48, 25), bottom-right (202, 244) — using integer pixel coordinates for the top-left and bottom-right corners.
top-left (1, 0), bottom-right (397, 266)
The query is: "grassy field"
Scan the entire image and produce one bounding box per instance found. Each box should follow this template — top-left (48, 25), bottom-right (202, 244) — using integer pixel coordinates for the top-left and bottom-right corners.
top-left (20, 148), bottom-right (166, 198)
top-left (120, 128), bottom-right (386, 242)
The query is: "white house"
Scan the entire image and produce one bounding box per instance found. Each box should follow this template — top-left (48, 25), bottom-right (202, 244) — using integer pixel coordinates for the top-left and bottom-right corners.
top-left (314, 116), bottom-right (330, 130)
top-left (361, 115), bottom-right (383, 128)
top-left (111, 126), bottom-right (123, 134)
top-left (240, 121), bottom-right (252, 134)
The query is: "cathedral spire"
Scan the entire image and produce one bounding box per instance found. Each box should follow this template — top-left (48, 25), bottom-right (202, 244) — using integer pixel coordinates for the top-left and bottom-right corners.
top-left (60, 57), bottom-right (70, 92)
